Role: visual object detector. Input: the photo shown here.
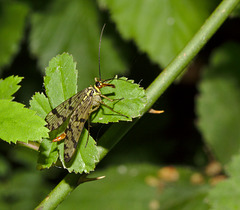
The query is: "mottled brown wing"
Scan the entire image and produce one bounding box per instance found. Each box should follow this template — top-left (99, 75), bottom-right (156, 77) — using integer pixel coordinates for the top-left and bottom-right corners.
top-left (45, 88), bottom-right (88, 131)
top-left (64, 94), bottom-right (93, 162)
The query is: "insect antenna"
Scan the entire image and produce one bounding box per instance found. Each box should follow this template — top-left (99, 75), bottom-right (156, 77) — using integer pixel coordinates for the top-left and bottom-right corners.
top-left (98, 23), bottom-right (106, 81)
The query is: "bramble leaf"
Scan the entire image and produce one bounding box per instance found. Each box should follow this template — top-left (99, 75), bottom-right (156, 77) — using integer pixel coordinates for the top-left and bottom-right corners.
top-left (44, 53), bottom-right (78, 108)
top-left (0, 100), bottom-right (48, 144)
top-left (91, 77), bottom-right (147, 123)
top-left (98, 0), bottom-right (218, 67)
top-left (30, 92), bottom-right (51, 119)
top-left (0, 76), bottom-right (23, 100)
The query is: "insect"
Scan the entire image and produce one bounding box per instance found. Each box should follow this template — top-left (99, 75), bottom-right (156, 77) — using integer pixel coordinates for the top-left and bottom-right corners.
top-left (45, 25), bottom-right (126, 163)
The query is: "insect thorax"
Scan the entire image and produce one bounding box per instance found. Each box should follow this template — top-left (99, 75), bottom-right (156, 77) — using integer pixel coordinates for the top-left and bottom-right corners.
top-left (89, 86), bottom-right (102, 107)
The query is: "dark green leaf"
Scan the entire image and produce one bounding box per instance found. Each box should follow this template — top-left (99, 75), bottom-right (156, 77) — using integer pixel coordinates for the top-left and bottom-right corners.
top-left (0, 171), bottom-right (50, 209)
top-left (207, 153), bottom-right (240, 209)
top-left (57, 164), bottom-right (210, 210)
top-left (196, 42), bottom-right (240, 164)
top-left (225, 153), bottom-right (240, 177)
top-left (207, 178), bottom-right (240, 209)
top-left (0, 2), bottom-right (29, 70)
top-left (30, 0), bottom-right (127, 89)
top-left (0, 155), bottom-right (10, 177)
top-left (98, 0), bottom-right (218, 67)
top-left (57, 164), bottom-right (158, 209)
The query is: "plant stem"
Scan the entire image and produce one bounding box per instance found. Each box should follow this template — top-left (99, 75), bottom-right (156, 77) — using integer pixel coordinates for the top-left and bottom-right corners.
top-left (36, 0), bottom-right (240, 209)
top-left (98, 0), bottom-right (240, 160)
top-left (145, 0), bottom-right (239, 108)
top-left (18, 141), bottom-right (40, 151)
top-left (36, 174), bottom-right (80, 210)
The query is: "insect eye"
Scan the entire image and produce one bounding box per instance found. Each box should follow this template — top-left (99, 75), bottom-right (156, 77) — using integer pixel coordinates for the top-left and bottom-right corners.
top-left (95, 82), bottom-right (101, 87)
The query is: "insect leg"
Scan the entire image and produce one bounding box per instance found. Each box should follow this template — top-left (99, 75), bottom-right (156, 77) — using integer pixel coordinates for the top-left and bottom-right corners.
top-left (100, 94), bottom-right (124, 103)
top-left (100, 101), bottom-right (128, 118)
top-left (84, 104), bottom-right (101, 148)
top-left (85, 115), bottom-right (91, 148)
top-left (100, 94), bottom-right (114, 102)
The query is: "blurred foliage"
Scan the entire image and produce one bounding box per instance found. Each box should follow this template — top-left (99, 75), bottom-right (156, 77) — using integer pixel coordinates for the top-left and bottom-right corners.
top-left (0, 146), bottom-right (52, 210)
top-left (0, 1), bottom-right (29, 72)
top-left (207, 154), bottom-right (240, 209)
top-left (197, 42), bottom-right (240, 165)
top-left (98, 0), bottom-right (219, 67)
top-left (57, 164), bottom-right (211, 210)
top-left (1, 0), bottom-right (240, 209)
top-left (30, 0), bottom-right (127, 89)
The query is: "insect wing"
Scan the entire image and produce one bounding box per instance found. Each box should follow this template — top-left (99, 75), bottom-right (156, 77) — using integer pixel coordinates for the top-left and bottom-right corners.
top-left (64, 92), bottom-right (93, 162)
top-left (45, 89), bottom-right (87, 131)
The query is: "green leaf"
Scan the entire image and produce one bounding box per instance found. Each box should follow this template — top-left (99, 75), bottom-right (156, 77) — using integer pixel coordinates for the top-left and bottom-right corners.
top-left (30, 92), bottom-right (52, 119)
top-left (98, 0), bottom-right (218, 67)
top-left (0, 155), bottom-right (10, 177)
top-left (0, 100), bottom-right (49, 144)
top-left (59, 129), bottom-right (99, 173)
top-left (9, 146), bottom-right (39, 169)
top-left (230, 3), bottom-right (240, 17)
top-left (37, 138), bottom-right (59, 169)
top-left (225, 153), bottom-right (240, 178)
top-left (42, 53), bottom-right (98, 173)
top-left (207, 153), bottom-right (240, 209)
top-left (44, 52), bottom-right (78, 108)
top-left (156, 167), bottom-right (210, 210)
top-left (0, 2), bottom-right (29, 70)
top-left (196, 42), bottom-right (240, 164)
top-left (208, 178), bottom-right (240, 210)
top-left (38, 53), bottom-right (78, 170)
top-left (30, 92), bottom-right (56, 169)
top-left (57, 164), bottom-right (158, 209)
top-left (0, 75), bottom-right (23, 100)
top-left (0, 170), bottom-right (51, 209)
top-left (42, 53), bottom-right (146, 173)
top-left (92, 77), bottom-right (147, 123)
top-left (30, 0), bottom-right (127, 89)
